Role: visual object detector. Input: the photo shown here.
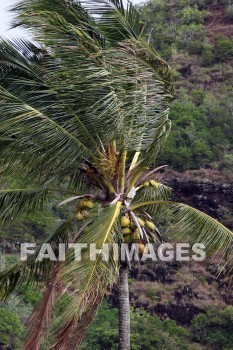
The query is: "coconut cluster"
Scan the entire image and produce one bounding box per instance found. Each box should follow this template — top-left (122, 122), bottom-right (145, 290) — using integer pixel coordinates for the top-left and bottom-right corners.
top-left (120, 214), bottom-right (156, 255)
top-left (75, 199), bottom-right (94, 221)
top-left (143, 179), bottom-right (160, 189)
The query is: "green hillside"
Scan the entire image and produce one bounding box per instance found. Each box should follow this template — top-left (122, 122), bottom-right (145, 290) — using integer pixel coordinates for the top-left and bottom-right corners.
top-left (138, 0), bottom-right (233, 175)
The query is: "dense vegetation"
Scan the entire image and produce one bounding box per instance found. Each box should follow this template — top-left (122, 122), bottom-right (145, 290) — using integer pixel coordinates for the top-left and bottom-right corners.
top-left (139, 0), bottom-right (233, 173)
top-left (82, 302), bottom-right (233, 350)
top-left (1, 283), bottom-right (232, 350)
top-left (158, 89), bottom-right (233, 172)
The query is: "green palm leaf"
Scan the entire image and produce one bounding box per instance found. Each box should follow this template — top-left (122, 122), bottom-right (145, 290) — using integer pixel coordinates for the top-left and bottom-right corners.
top-left (2, 0), bottom-right (172, 160)
top-left (0, 188), bottom-right (48, 225)
top-left (133, 182), bottom-right (171, 217)
top-left (51, 202), bottom-right (121, 348)
top-left (0, 184), bottom-right (86, 225)
top-left (169, 203), bottom-right (233, 262)
top-left (15, 202), bottom-right (121, 349)
top-left (11, 0), bottom-right (140, 45)
top-left (131, 200), bottom-right (233, 268)
top-left (0, 34), bottom-right (172, 184)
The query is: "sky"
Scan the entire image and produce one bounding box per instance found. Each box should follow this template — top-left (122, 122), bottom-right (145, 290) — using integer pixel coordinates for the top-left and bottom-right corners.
top-left (0, 0), bottom-right (29, 38)
top-left (0, 0), bottom-right (144, 38)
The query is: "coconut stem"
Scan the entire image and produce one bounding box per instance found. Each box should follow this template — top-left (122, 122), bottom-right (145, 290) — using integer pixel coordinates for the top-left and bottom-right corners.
top-left (129, 151), bottom-right (140, 171)
top-left (119, 149), bottom-right (127, 193)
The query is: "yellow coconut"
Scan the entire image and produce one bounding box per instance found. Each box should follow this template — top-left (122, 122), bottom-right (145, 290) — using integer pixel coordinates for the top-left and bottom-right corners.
top-left (87, 200), bottom-right (94, 209)
top-left (79, 200), bottom-right (94, 209)
top-left (136, 218), bottom-right (145, 227)
top-left (150, 180), bottom-right (159, 189)
top-left (143, 181), bottom-right (150, 187)
top-left (121, 216), bottom-right (130, 228)
top-left (122, 228), bottom-right (132, 235)
top-left (82, 210), bottom-right (90, 218)
top-left (75, 212), bottom-right (83, 221)
top-left (138, 243), bottom-right (146, 256)
top-left (79, 200), bottom-right (90, 209)
top-left (79, 200), bottom-right (86, 208)
top-left (132, 229), bottom-right (140, 241)
top-left (145, 220), bottom-right (155, 231)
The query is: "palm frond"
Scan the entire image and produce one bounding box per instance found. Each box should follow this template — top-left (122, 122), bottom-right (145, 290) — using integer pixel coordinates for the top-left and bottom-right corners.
top-left (10, 0), bottom-right (101, 45)
top-left (0, 185), bottom-right (84, 225)
top-left (10, 0), bottom-right (141, 46)
top-left (51, 202), bottom-right (121, 349)
top-left (5, 1), bottom-right (173, 163)
top-left (169, 203), bottom-right (233, 266)
top-left (0, 188), bottom-right (48, 226)
top-left (0, 203), bottom-right (121, 347)
top-left (83, 0), bottom-right (142, 43)
top-left (0, 33), bottom-right (172, 185)
top-left (0, 38), bottom-right (101, 183)
top-left (24, 266), bottom-right (60, 350)
top-left (131, 200), bottom-right (233, 269)
top-left (136, 165), bottom-right (168, 185)
top-left (133, 182), bottom-right (171, 217)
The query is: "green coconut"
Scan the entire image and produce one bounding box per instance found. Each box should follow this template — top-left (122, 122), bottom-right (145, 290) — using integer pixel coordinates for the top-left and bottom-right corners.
top-left (145, 220), bottom-right (155, 231)
top-left (132, 229), bottom-right (140, 241)
top-left (130, 222), bottom-right (137, 230)
top-left (76, 212), bottom-right (83, 221)
top-left (136, 218), bottom-right (145, 227)
top-left (123, 234), bottom-right (131, 243)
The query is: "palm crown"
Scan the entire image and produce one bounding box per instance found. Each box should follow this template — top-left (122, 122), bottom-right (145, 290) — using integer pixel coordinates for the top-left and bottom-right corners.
top-left (0, 0), bottom-right (232, 349)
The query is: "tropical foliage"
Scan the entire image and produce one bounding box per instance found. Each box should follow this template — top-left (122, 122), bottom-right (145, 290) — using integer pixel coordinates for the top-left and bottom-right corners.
top-left (80, 301), bottom-right (194, 350)
top-left (191, 306), bottom-right (233, 349)
top-left (158, 89), bottom-right (233, 171)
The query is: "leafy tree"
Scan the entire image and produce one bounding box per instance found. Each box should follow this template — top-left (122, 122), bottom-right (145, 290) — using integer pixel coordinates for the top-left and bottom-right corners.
top-left (158, 89), bottom-right (233, 170)
top-left (0, 1), bottom-right (232, 350)
top-left (80, 300), bottom-right (118, 350)
top-left (0, 305), bottom-right (24, 349)
top-left (182, 5), bottom-right (207, 25)
top-left (191, 89), bottom-right (205, 105)
top-left (191, 306), bottom-right (233, 349)
top-left (191, 139), bottom-right (213, 165)
top-left (81, 301), bottom-right (199, 350)
top-left (187, 40), bottom-right (203, 55)
top-left (202, 42), bottom-right (214, 66)
top-left (214, 36), bottom-right (233, 62)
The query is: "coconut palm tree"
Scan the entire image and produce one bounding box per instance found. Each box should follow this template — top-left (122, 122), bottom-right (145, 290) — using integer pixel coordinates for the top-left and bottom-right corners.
top-left (0, 0), bottom-right (232, 349)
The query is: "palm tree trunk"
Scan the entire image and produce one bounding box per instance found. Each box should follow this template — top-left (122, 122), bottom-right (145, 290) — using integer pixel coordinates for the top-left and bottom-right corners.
top-left (118, 264), bottom-right (130, 350)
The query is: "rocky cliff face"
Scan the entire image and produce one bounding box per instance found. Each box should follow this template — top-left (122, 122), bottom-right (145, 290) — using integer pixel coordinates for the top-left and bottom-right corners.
top-left (108, 257), bottom-right (233, 326)
top-left (165, 177), bottom-right (233, 228)
top-left (127, 260), bottom-right (232, 326)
